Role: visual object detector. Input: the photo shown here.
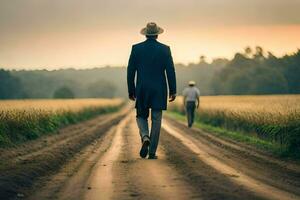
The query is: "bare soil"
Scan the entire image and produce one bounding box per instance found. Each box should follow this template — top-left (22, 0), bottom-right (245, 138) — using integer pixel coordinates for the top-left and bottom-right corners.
top-left (1, 108), bottom-right (300, 200)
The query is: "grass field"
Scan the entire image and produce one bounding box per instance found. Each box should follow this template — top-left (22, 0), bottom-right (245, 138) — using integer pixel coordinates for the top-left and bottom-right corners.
top-left (0, 99), bottom-right (124, 147)
top-left (169, 95), bottom-right (300, 157)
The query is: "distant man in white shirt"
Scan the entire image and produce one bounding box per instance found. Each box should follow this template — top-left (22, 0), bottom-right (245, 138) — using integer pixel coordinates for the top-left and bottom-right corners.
top-left (182, 81), bottom-right (200, 128)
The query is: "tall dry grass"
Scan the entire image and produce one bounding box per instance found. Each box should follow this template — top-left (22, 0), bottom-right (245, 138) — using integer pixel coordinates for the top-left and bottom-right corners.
top-left (0, 99), bottom-right (124, 147)
top-left (169, 95), bottom-right (300, 155)
top-left (0, 98), bottom-right (123, 112)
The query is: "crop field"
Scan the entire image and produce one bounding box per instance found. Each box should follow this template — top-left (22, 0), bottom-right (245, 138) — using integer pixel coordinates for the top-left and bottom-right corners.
top-left (169, 95), bottom-right (300, 155)
top-left (0, 99), bottom-right (123, 111)
top-left (1, 97), bottom-right (300, 199)
top-left (0, 98), bottom-right (124, 147)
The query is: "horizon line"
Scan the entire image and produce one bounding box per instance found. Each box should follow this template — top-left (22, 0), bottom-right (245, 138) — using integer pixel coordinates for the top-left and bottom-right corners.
top-left (1, 47), bottom-right (299, 71)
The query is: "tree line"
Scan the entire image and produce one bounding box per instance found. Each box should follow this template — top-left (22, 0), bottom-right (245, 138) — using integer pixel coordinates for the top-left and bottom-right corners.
top-left (0, 47), bottom-right (299, 99)
top-left (0, 68), bottom-right (118, 99)
top-left (211, 47), bottom-right (300, 95)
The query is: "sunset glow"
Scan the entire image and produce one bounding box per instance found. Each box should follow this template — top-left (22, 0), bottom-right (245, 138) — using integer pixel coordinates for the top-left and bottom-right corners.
top-left (0, 0), bottom-right (299, 69)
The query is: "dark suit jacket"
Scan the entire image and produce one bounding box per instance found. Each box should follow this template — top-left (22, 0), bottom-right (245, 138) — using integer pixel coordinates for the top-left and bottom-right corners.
top-left (127, 38), bottom-right (176, 110)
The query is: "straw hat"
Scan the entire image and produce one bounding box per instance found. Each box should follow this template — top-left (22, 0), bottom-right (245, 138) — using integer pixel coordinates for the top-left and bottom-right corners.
top-left (188, 81), bottom-right (196, 86)
top-left (140, 22), bottom-right (164, 36)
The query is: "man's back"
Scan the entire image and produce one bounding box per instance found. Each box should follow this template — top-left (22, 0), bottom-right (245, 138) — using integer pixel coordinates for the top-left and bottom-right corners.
top-left (183, 86), bottom-right (200, 102)
top-left (132, 39), bottom-right (170, 88)
top-left (127, 38), bottom-right (176, 110)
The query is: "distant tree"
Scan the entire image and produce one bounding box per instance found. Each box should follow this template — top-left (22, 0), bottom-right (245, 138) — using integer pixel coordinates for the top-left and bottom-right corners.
top-left (254, 46), bottom-right (265, 61)
top-left (0, 69), bottom-right (25, 99)
top-left (249, 67), bottom-right (288, 94)
top-left (87, 80), bottom-right (117, 98)
top-left (211, 58), bottom-right (229, 70)
top-left (226, 70), bottom-right (252, 94)
top-left (279, 50), bottom-right (300, 93)
top-left (199, 55), bottom-right (207, 63)
top-left (229, 53), bottom-right (254, 69)
top-left (210, 46), bottom-right (293, 95)
top-left (53, 86), bottom-right (75, 99)
top-left (255, 46), bottom-right (264, 55)
top-left (267, 51), bottom-right (276, 59)
top-left (244, 46), bottom-right (252, 58)
top-left (265, 51), bottom-right (279, 69)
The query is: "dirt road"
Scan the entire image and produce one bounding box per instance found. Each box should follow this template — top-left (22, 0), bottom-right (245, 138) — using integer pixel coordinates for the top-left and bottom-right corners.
top-left (1, 108), bottom-right (300, 200)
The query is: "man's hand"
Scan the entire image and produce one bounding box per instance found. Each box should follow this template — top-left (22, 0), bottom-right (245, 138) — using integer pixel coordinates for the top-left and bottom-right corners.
top-left (169, 94), bottom-right (176, 102)
top-left (129, 94), bottom-right (136, 101)
top-left (197, 98), bottom-right (200, 108)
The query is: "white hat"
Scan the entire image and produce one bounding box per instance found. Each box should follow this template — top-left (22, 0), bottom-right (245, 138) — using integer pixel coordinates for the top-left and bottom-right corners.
top-left (188, 81), bottom-right (196, 86)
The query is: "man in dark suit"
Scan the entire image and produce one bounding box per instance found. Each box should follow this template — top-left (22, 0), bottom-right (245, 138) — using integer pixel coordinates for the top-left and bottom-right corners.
top-left (127, 22), bottom-right (177, 159)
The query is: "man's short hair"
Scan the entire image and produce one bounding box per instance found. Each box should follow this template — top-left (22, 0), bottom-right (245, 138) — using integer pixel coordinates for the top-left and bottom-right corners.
top-left (146, 35), bottom-right (158, 39)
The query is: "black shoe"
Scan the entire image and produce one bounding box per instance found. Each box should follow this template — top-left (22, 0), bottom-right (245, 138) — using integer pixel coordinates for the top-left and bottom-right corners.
top-left (140, 136), bottom-right (150, 158)
top-left (148, 154), bottom-right (158, 159)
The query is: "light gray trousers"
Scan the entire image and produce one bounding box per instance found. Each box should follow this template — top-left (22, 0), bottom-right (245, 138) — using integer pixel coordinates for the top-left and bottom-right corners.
top-left (136, 109), bottom-right (162, 156)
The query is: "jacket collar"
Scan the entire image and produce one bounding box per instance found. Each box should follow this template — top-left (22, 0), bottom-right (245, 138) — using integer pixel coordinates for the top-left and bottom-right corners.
top-left (146, 38), bottom-right (157, 42)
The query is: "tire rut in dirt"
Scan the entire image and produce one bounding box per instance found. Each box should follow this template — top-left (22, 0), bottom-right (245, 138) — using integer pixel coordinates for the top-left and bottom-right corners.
top-left (160, 130), bottom-right (266, 200)
top-left (29, 125), bottom-right (118, 200)
top-left (165, 117), bottom-right (300, 196)
top-left (83, 113), bottom-right (132, 200)
top-left (111, 117), bottom-right (148, 199)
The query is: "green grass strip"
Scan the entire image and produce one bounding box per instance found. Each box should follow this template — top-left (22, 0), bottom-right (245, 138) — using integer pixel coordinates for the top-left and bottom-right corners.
top-left (165, 111), bottom-right (292, 158)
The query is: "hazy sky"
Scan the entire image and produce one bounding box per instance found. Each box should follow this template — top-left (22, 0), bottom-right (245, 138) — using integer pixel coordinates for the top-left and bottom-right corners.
top-left (1, 0), bottom-right (300, 69)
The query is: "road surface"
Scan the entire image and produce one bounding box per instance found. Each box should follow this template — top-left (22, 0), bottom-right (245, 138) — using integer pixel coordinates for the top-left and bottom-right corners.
top-left (1, 107), bottom-right (300, 200)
